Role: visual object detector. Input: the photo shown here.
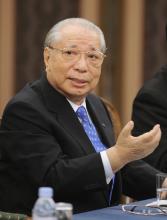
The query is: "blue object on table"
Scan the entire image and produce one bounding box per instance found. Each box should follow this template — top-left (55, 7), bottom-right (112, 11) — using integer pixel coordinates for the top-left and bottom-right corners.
top-left (73, 199), bottom-right (166, 220)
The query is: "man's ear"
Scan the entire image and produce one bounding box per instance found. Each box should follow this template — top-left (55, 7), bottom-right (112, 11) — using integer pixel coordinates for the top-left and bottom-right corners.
top-left (43, 47), bottom-right (50, 70)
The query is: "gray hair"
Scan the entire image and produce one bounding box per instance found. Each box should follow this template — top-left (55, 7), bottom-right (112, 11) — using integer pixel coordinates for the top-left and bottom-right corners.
top-left (44, 18), bottom-right (106, 53)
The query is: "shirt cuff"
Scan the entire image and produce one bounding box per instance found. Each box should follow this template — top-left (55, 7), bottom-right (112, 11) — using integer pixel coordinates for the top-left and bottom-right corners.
top-left (100, 150), bottom-right (114, 184)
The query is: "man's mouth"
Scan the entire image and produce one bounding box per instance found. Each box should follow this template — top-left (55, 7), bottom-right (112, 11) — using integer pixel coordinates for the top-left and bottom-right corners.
top-left (69, 77), bottom-right (88, 86)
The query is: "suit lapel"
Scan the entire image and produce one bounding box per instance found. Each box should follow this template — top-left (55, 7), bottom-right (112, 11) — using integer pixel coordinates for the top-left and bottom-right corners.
top-left (37, 75), bottom-right (115, 155)
top-left (38, 75), bottom-right (95, 155)
top-left (86, 95), bottom-right (116, 148)
top-left (55, 102), bottom-right (96, 155)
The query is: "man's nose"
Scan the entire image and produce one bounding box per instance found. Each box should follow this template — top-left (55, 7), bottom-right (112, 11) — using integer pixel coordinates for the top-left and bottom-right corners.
top-left (73, 54), bottom-right (88, 73)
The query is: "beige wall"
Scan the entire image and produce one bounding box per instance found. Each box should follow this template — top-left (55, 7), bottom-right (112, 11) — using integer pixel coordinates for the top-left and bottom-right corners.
top-left (79, 0), bottom-right (101, 95)
top-left (79, 0), bottom-right (100, 24)
top-left (0, 0), bottom-right (15, 116)
top-left (121, 0), bottom-right (144, 125)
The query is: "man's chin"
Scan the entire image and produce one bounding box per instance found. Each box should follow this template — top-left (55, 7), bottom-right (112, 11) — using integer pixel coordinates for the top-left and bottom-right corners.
top-left (68, 88), bottom-right (89, 96)
top-left (65, 91), bottom-right (89, 104)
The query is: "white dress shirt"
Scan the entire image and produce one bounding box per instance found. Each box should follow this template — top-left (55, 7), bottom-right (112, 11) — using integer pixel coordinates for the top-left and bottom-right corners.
top-left (67, 98), bottom-right (114, 184)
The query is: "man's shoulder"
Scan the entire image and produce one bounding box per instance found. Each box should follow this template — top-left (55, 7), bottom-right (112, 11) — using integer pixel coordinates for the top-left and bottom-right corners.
top-left (10, 82), bottom-right (40, 105)
top-left (138, 65), bottom-right (167, 95)
top-left (152, 64), bottom-right (167, 83)
top-left (3, 78), bottom-right (44, 116)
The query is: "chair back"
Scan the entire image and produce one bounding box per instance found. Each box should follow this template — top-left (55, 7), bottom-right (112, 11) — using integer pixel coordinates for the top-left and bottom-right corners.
top-left (100, 97), bottom-right (122, 139)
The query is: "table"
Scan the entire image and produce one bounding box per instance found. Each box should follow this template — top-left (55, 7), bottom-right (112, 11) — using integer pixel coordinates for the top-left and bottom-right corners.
top-left (73, 199), bottom-right (166, 220)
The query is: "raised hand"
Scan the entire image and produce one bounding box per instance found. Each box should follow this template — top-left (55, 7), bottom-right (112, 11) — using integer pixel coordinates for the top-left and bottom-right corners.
top-left (106, 121), bottom-right (161, 172)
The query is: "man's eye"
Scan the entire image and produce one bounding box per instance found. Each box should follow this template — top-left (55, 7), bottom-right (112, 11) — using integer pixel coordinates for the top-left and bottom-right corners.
top-left (64, 50), bottom-right (77, 56)
top-left (88, 53), bottom-right (99, 60)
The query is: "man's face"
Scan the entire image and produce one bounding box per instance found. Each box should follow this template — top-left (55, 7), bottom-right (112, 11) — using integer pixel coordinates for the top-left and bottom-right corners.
top-left (44, 25), bottom-right (103, 105)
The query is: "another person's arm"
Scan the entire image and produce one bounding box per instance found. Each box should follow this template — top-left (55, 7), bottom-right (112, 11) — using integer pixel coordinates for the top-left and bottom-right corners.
top-left (132, 89), bottom-right (167, 172)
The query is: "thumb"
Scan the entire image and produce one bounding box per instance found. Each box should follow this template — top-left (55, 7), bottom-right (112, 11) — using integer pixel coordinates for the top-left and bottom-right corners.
top-left (120, 121), bottom-right (134, 138)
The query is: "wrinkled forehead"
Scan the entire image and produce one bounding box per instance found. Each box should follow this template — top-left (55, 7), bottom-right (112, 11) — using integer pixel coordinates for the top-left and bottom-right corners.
top-left (54, 25), bottom-right (101, 50)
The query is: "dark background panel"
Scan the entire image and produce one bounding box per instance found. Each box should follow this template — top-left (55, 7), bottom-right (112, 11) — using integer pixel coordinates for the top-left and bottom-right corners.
top-left (15, 0), bottom-right (79, 92)
top-left (143, 0), bottom-right (167, 81)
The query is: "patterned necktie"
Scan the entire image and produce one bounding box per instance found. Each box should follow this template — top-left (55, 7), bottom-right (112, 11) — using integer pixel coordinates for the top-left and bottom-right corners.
top-left (76, 106), bottom-right (106, 152)
top-left (76, 105), bottom-right (114, 205)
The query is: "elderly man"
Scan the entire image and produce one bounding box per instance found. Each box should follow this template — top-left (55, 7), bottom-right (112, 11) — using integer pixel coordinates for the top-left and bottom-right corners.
top-left (0, 18), bottom-right (161, 215)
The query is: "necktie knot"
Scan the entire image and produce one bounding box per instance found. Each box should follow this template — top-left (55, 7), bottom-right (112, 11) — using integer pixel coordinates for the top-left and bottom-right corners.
top-left (76, 106), bottom-right (89, 123)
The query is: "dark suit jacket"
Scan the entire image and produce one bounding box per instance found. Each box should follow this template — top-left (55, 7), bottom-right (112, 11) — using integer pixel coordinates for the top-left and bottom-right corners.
top-left (0, 74), bottom-right (159, 215)
top-left (132, 64), bottom-right (167, 172)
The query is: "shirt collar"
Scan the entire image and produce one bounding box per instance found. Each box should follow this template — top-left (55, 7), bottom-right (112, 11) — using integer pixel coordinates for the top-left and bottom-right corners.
top-left (66, 98), bottom-right (87, 112)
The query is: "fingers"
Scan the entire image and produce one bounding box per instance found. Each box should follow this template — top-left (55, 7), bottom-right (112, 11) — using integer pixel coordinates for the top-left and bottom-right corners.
top-left (159, 178), bottom-right (167, 200)
top-left (150, 124), bottom-right (161, 136)
top-left (115, 122), bottom-right (161, 165)
top-left (154, 125), bottom-right (162, 143)
top-left (160, 191), bottom-right (167, 200)
top-left (120, 121), bottom-right (134, 138)
top-left (137, 124), bottom-right (161, 143)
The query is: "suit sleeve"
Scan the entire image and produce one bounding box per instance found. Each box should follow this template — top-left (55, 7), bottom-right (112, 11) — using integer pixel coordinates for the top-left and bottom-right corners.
top-left (121, 160), bottom-right (159, 200)
top-left (0, 101), bottom-right (107, 200)
top-left (121, 87), bottom-right (166, 200)
top-left (132, 88), bottom-right (167, 172)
